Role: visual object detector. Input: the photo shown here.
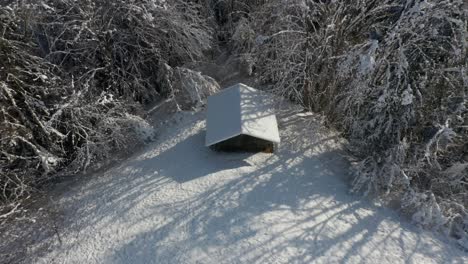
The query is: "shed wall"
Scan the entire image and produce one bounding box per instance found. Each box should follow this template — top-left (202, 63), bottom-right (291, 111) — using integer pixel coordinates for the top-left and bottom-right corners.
top-left (211, 134), bottom-right (275, 153)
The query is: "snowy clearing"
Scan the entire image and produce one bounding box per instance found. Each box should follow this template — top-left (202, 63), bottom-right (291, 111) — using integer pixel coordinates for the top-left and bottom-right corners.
top-left (31, 107), bottom-right (467, 264)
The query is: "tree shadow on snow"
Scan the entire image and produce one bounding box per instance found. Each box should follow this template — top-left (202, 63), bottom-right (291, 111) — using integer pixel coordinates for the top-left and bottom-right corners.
top-left (39, 111), bottom-right (466, 264)
top-left (106, 147), bottom-right (456, 264)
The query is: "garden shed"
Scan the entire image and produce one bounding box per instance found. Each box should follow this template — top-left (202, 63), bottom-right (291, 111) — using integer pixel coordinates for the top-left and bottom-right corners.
top-left (205, 83), bottom-right (280, 152)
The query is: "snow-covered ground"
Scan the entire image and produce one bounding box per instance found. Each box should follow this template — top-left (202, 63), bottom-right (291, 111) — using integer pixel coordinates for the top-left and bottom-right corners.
top-left (31, 107), bottom-right (467, 264)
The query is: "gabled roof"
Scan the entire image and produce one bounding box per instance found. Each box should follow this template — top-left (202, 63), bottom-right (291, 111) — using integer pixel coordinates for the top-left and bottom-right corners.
top-left (205, 83), bottom-right (280, 147)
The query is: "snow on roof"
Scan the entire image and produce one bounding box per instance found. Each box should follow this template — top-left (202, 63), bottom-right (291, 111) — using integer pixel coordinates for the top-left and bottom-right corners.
top-left (205, 83), bottom-right (280, 147)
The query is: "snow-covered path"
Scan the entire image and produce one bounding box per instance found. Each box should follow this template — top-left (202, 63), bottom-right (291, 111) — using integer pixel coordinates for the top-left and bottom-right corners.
top-left (34, 109), bottom-right (467, 264)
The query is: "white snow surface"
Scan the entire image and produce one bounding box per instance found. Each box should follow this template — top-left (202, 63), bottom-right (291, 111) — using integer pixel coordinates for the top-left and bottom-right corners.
top-left (33, 107), bottom-right (467, 264)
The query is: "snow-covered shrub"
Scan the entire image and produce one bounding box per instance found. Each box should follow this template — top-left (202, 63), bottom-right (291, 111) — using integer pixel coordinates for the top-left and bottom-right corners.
top-left (172, 67), bottom-right (220, 110)
top-left (338, 2), bottom-right (467, 244)
top-left (202, 0), bottom-right (266, 43)
top-left (231, 17), bottom-right (256, 52)
top-left (0, 0), bottom-right (212, 218)
top-left (36, 0), bottom-right (212, 103)
top-left (239, 0), bottom-right (468, 245)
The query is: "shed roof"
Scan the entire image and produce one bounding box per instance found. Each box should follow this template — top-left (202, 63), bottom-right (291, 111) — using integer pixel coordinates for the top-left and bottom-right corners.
top-left (205, 83), bottom-right (280, 147)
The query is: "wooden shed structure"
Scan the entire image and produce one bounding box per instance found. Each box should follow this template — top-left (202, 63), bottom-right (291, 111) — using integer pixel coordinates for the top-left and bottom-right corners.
top-left (205, 83), bottom-right (280, 152)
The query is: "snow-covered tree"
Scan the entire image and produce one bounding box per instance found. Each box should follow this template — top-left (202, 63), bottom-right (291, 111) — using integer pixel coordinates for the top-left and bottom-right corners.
top-left (225, 0), bottom-right (468, 246)
top-left (0, 0), bottom-right (212, 219)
